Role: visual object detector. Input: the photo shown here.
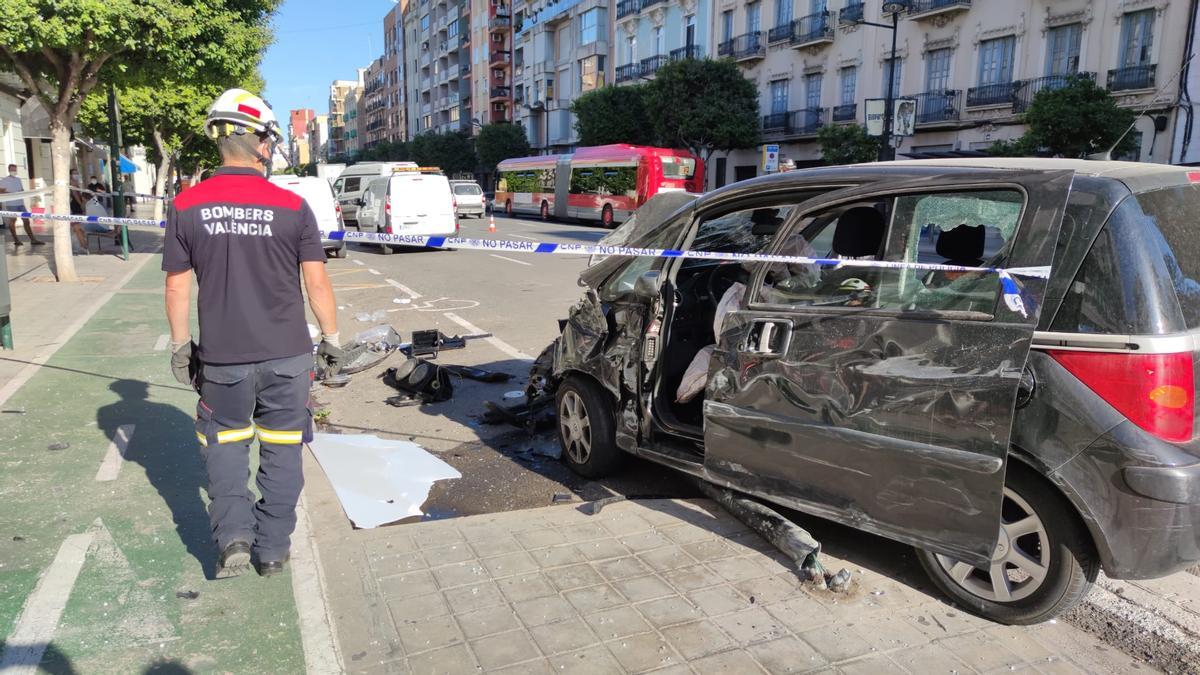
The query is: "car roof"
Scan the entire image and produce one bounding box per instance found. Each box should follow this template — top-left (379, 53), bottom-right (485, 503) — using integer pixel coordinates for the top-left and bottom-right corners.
top-left (881, 157), bottom-right (1191, 191)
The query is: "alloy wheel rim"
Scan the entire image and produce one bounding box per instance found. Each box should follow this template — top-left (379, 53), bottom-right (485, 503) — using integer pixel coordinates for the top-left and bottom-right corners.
top-left (934, 486), bottom-right (1050, 603)
top-left (559, 391), bottom-right (591, 464)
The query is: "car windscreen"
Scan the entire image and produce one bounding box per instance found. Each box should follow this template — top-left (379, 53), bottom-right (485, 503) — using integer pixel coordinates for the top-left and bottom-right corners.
top-left (599, 191), bottom-right (698, 249)
top-left (453, 184), bottom-right (482, 195)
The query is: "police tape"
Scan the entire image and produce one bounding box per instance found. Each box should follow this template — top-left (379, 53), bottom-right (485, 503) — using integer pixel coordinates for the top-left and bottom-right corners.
top-left (0, 209), bottom-right (1046, 317)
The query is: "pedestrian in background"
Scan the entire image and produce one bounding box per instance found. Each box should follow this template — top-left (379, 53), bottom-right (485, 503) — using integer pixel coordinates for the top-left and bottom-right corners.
top-left (163, 88), bottom-right (343, 579)
top-left (0, 164), bottom-right (45, 248)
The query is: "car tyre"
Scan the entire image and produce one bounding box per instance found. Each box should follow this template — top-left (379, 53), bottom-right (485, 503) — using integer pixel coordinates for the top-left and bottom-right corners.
top-left (379, 243), bottom-right (394, 255)
top-left (556, 376), bottom-right (623, 479)
top-left (916, 465), bottom-right (1098, 625)
top-left (329, 245), bottom-right (347, 259)
top-left (540, 201), bottom-right (550, 221)
top-left (601, 204), bottom-right (614, 229)
top-left (505, 200), bottom-right (513, 217)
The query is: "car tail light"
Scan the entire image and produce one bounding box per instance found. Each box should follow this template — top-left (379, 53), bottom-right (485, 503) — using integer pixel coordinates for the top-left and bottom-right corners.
top-left (1049, 350), bottom-right (1195, 442)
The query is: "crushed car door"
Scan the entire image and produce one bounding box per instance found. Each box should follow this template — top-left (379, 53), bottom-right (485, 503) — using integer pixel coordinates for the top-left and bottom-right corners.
top-left (701, 170), bottom-right (1074, 567)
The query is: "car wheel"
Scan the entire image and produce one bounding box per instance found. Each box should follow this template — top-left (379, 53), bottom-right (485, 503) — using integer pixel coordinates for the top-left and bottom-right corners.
top-left (916, 466), bottom-right (1098, 625)
top-left (556, 376), bottom-right (623, 479)
top-left (329, 245), bottom-right (347, 259)
top-left (379, 243), bottom-right (394, 255)
top-left (505, 200), bottom-right (513, 217)
top-left (601, 204), bottom-right (614, 229)
top-left (540, 201), bottom-right (550, 221)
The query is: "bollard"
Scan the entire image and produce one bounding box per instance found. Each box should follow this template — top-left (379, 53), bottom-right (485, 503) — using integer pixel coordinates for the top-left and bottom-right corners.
top-left (0, 228), bottom-right (11, 349)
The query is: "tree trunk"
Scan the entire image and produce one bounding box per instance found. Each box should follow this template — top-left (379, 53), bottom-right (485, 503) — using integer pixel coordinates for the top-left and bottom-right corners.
top-left (151, 129), bottom-right (169, 222)
top-left (49, 120), bottom-right (78, 283)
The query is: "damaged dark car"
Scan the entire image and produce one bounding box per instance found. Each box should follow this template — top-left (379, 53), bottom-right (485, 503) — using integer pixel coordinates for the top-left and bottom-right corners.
top-left (530, 159), bottom-right (1200, 625)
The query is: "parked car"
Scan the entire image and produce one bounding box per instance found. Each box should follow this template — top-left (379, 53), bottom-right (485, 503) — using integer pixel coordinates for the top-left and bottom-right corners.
top-left (268, 175), bottom-right (346, 258)
top-left (450, 180), bottom-right (487, 218)
top-left (332, 161), bottom-right (418, 225)
top-left (531, 158), bottom-right (1200, 625)
top-left (355, 171), bottom-right (457, 254)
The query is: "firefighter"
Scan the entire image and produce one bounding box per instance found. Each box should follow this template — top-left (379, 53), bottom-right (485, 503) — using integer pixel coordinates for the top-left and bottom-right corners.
top-left (163, 89), bottom-right (344, 578)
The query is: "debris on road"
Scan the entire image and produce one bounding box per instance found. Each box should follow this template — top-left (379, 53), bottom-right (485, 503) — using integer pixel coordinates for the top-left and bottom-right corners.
top-left (354, 310), bottom-right (387, 322)
top-left (308, 433), bottom-right (462, 528)
top-left (481, 396), bottom-right (555, 433)
top-left (695, 479), bottom-right (852, 592)
top-left (441, 364), bottom-right (511, 383)
top-left (582, 495), bottom-right (627, 515)
top-left (175, 590), bottom-right (200, 600)
top-left (552, 493), bottom-right (573, 503)
top-left (47, 441), bottom-right (69, 451)
top-left (382, 357), bottom-right (454, 403)
top-left (409, 329), bottom-right (492, 358)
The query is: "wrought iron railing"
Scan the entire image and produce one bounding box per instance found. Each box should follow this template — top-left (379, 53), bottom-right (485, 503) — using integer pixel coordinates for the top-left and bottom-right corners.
top-left (908, 0), bottom-right (971, 16)
top-left (1013, 72), bottom-right (1095, 112)
top-left (966, 82), bottom-right (1017, 107)
top-left (616, 0), bottom-right (640, 19)
top-left (490, 86), bottom-right (511, 98)
top-left (616, 63), bottom-right (640, 83)
top-left (670, 44), bottom-right (703, 61)
top-left (640, 55), bottom-right (669, 77)
top-left (1108, 64), bottom-right (1156, 91)
top-left (789, 12), bottom-right (833, 46)
top-left (912, 90), bottom-right (960, 123)
top-left (718, 32), bottom-right (765, 60)
top-left (839, 2), bottom-right (864, 24)
top-left (832, 103), bottom-right (857, 122)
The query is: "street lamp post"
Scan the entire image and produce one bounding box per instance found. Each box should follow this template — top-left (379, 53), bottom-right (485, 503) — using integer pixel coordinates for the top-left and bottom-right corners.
top-left (855, 1), bottom-right (910, 161)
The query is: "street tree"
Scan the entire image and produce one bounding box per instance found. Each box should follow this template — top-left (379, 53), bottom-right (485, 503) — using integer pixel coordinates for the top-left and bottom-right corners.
top-left (816, 124), bottom-right (883, 165)
top-left (475, 122), bottom-right (531, 171)
top-left (992, 76), bottom-right (1138, 158)
top-left (0, 0), bottom-right (278, 281)
top-left (572, 86), bottom-right (657, 146)
top-left (643, 59), bottom-right (759, 188)
top-left (410, 132), bottom-right (477, 176)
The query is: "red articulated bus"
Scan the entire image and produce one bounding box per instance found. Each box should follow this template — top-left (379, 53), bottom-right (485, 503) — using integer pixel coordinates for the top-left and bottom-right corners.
top-left (495, 144), bottom-right (703, 228)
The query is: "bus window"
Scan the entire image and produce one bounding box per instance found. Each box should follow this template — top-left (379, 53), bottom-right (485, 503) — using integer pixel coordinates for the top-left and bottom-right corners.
top-left (661, 156), bottom-right (696, 179)
top-left (571, 166), bottom-right (636, 197)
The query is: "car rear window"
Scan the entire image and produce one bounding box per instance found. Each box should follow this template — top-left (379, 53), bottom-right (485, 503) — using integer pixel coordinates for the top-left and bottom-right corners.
top-left (1052, 184), bottom-right (1200, 334)
top-left (453, 184), bottom-right (482, 195)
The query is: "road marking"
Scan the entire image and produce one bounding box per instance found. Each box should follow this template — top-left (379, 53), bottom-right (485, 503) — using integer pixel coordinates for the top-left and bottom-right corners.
top-left (94, 424), bottom-right (135, 482)
top-left (352, 259), bottom-right (364, 266)
top-left (153, 334), bottom-right (170, 351)
top-left (291, 488), bottom-right (343, 674)
top-left (367, 269), bottom-right (382, 276)
top-left (489, 254), bottom-right (532, 266)
top-left (385, 278), bottom-right (422, 299)
top-left (443, 312), bottom-right (534, 361)
top-left (0, 530), bottom-right (95, 674)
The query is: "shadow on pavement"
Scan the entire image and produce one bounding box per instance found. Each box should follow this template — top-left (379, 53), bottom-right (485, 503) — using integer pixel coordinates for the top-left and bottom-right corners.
top-left (96, 379), bottom-right (216, 578)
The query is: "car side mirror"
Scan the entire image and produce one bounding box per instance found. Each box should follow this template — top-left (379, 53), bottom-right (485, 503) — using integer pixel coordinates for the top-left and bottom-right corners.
top-left (633, 270), bottom-right (661, 301)
top-left (357, 197), bottom-right (366, 206)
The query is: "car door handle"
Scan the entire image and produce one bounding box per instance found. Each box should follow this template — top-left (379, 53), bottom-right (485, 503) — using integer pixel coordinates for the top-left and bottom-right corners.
top-left (740, 319), bottom-right (792, 357)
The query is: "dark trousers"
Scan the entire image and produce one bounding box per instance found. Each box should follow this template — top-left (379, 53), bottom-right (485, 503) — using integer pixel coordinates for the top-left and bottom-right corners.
top-left (195, 353), bottom-right (314, 561)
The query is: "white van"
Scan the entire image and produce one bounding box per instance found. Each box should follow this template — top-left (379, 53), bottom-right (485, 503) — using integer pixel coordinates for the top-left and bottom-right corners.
top-left (332, 162), bottom-right (418, 224)
top-left (356, 172), bottom-right (457, 253)
top-left (268, 175), bottom-right (346, 258)
top-left (449, 180), bottom-right (487, 218)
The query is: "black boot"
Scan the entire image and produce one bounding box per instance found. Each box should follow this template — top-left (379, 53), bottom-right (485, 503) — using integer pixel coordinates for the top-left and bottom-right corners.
top-left (215, 540), bottom-right (252, 579)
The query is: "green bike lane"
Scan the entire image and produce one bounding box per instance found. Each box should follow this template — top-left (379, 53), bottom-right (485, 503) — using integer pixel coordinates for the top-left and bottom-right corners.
top-left (0, 260), bottom-right (305, 674)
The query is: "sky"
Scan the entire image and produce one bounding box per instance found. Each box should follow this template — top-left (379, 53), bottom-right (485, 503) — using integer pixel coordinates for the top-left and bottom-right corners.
top-left (260, 0), bottom-right (398, 143)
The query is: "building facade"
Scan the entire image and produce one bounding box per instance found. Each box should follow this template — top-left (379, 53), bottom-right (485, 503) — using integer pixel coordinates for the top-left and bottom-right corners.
top-left (710, 0), bottom-right (1192, 187)
top-left (364, 57), bottom-right (388, 149)
top-left (385, 4), bottom-right (408, 143)
top-left (614, 0), bottom-right (709, 85)
top-left (307, 114), bottom-right (329, 162)
top-left (287, 108), bottom-right (315, 165)
top-left (510, 0), bottom-right (613, 152)
top-left (404, 0), bottom-right (475, 137)
top-left (327, 78), bottom-right (359, 159)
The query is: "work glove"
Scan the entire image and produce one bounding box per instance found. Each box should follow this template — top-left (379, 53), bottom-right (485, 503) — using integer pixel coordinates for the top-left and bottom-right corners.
top-left (317, 333), bottom-right (346, 376)
top-left (169, 339), bottom-right (195, 386)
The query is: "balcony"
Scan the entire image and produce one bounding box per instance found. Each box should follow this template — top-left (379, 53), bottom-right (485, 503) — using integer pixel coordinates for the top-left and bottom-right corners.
top-left (718, 32), bottom-right (765, 62)
top-left (459, 63), bottom-right (472, 78)
top-left (1108, 64), bottom-right (1156, 92)
top-left (768, 23), bottom-right (792, 44)
top-left (492, 3), bottom-right (511, 17)
top-left (641, 0), bottom-right (665, 9)
top-left (490, 50), bottom-right (512, 65)
top-left (1013, 72), bottom-right (1095, 112)
top-left (832, 103), bottom-right (856, 122)
top-left (762, 108), bottom-right (825, 137)
top-left (670, 44), bottom-right (703, 61)
top-left (514, 90), bottom-right (525, 106)
top-left (616, 63), bottom-right (640, 83)
top-left (912, 90), bottom-right (961, 124)
top-left (907, 0), bottom-right (971, 20)
top-left (616, 0), bottom-right (640, 19)
top-left (839, 2), bottom-right (864, 24)
top-left (788, 12), bottom-right (834, 48)
top-left (491, 86), bottom-right (512, 100)
top-left (966, 81), bottom-right (1017, 108)
top-left (640, 55), bottom-right (669, 77)
top-left (489, 15), bottom-right (511, 31)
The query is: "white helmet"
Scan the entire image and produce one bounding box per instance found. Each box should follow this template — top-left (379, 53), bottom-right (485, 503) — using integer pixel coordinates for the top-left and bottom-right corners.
top-left (205, 88), bottom-right (282, 142)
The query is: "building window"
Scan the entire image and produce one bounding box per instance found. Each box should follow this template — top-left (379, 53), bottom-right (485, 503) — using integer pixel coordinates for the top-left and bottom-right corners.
top-left (653, 26), bottom-right (663, 55)
top-left (809, 0), bottom-right (826, 11)
top-left (546, 77), bottom-right (555, 101)
top-left (1045, 23), bottom-right (1082, 75)
top-left (747, 2), bottom-right (761, 33)
top-left (775, 0), bottom-right (792, 29)
top-left (580, 55), bottom-right (605, 92)
top-left (685, 14), bottom-right (697, 47)
top-left (1120, 10), bottom-right (1155, 67)
top-left (769, 79), bottom-right (789, 114)
top-left (978, 36), bottom-right (1015, 85)
top-left (448, 20), bottom-right (458, 37)
top-left (721, 10), bottom-right (734, 42)
top-left (625, 36), bottom-right (637, 65)
top-left (925, 48), bottom-right (951, 91)
top-left (882, 57), bottom-right (901, 98)
top-left (450, 106), bottom-right (460, 122)
top-left (420, 14), bottom-right (430, 31)
top-left (839, 66), bottom-right (856, 105)
top-left (805, 73), bottom-right (822, 109)
top-left (579, 7), bottom-right (602, 45)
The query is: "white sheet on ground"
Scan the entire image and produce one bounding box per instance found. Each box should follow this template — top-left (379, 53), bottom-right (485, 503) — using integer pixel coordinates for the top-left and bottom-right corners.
top-left (308, 433), bottom-right (462, 528)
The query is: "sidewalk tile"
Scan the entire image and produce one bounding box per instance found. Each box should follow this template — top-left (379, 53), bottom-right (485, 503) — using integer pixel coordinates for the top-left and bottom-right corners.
top-left (492, 658), bottom-right (555, 675)
top-left (734, 574), bottom-right (802, 606)
top-left (661, 524), bottom-right (713, 545)
top-left (595, 556), bottom-right (654, 581)
top-left (584, 605), bottom-right (655, 641)
top-left (664, 564), bottom-right (725, 593)
top-left (560, 522), bottom-right (611, 543)
top-left (396, 614), bottom-right (463, 654)
top-left (406, 643), bottom-right (477, 675)
top-left (687, 585), bottom-right (750, 617)
top-left (421, 543), bottom-right (474, 566)
top-left (708, 555), bottom-right (775, 583)
top-left (605, 631), bottom-right (683, 673)
top-left (981, 627), bottom-right (1055, 663)
top-left (379, 569), bottom-right (439, 598)
top-left (837, 654), bottom-right (906, 675)
top-left (457, 604), bottom-right (522, 640)
top-left (529, 616), bottom-right (600, 655)
top-left (681, 539), bottom-right (739, 563)
top-left (765, 594), bottom-right (838, 634)
top-left (619, 531), bottom-right (673, 553)
top-left (513, 595), bottom-right (578, 627)
top-left (470, 535), bottom-right (524, 557)
top-left (546, 563), bottom-right (605, 591)
top-left (497, 572), bottom-right (559, 602)
top-left (371, 550), bottom-right (428, 577)
top-left (482, 550), bottom-right (540, 578)
top-left (1035, 657), bottom-right (1091, 674)
top-left (637, 596), bottom-right (705, 629)
top-left (641, 665), bottom-right (693, 675)
top-left (890, 642), bottom-right (974, 674)
top-left (388, 592), bottom-right (450, 623)
top-left (431, 561), bottom-right (489, 588)
top-left (710, 607), bottom-right (788, 644)
top-left (531, 543), bottom-right (588, 568)
top-left (660, 619), bottom-right (736, 660)
top-left (600, 513), bottom-right (654, 536)
top-left (366, 535), bottom-right (417, 560)
top-left (470, 631), bottom-right (542, 670)
top-left (746, 636), bottom-right (828, 674)
top-left (853, 615), bottom-right (931, 652)
top-left (443, 581), bottom-right (505, 613)
top-left (516, 527), bottom-right (568, 549)
top-left (798, 625), bottom-right (874, 663)
top-left (612, 574), bottom-right (676, 603)
top-left (412, 526), bottom-right (466, 549)
top-left (689, 648), bottom-right (767, 674)
top-left (565, 583), bottom-right (628, 613)
top-left (547, 645), bottom-right (624, 674)
top-left (638, 546), bottom-right (699, 573)
top-left (579, 538), bottom-right (634, 562)
top-left (939, 630), bottom-right (1025, 671)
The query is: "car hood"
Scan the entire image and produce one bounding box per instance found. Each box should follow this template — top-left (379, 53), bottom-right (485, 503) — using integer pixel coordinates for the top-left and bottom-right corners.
top-left (579, 191), bottom-right (698, 290)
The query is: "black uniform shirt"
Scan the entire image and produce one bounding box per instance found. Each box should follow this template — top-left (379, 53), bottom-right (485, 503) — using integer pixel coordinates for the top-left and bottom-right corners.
top-left (162, 166), bottom-right (326, 364)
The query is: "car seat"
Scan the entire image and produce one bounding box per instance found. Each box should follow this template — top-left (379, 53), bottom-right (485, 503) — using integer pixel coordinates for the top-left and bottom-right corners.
top-left (927, 224), bottom-right (985, 287)
top-left (815, 206), bottom-right (887, 302)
